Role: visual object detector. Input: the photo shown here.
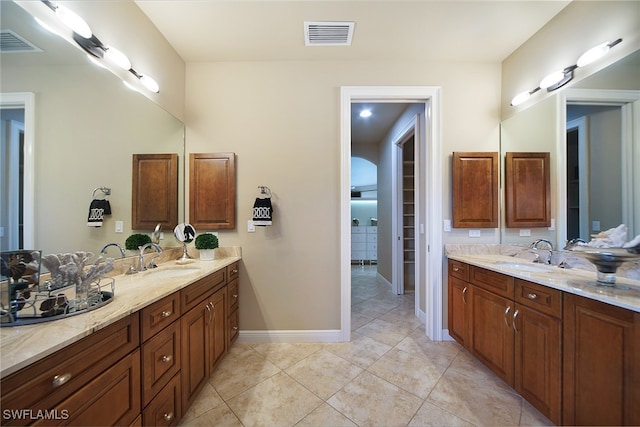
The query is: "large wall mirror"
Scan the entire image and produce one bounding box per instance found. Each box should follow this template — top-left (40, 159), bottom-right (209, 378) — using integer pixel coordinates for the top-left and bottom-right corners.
top-left (501, 48), bottom-right (640, 248)
top-left (0, 1), bottom-right (185, 256)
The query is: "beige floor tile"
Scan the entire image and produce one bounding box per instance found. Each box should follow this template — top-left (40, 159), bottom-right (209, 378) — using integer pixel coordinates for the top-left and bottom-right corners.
top-left (180, 403), bottom-right (243, 427)
top-left (520, 399), bottom-right (554, 426)
top-left (350, 311), bottom-right (375, 331)
top-left (325, 332), bottom-right (392, 368)
top-left (226, 372), bottom-right (323, 427)
top-left (355, 318), bottom-right (410, 347)
top-left (251, 342), bottom-right (324, 369)
top-left (183, 382), bottom-right (224, 419)
top-left (394, 335), bottom-right (461, 372)
top-left (408, 401), bottom-right (475, 427)
top-left (327, 371), bottom-right (424, 427)
top-left (209, 346), bottom-right (281, 400)
top-left (285, 349), bottom-right (363, 400)
top-left (367, 347), bottom-right (446, 399)
top-left (295, 402), bottom-right (358, 427)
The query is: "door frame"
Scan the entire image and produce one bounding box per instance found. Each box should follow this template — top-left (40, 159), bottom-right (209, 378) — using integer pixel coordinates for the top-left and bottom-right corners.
top-left (340, 86), bottom-right (443, 341)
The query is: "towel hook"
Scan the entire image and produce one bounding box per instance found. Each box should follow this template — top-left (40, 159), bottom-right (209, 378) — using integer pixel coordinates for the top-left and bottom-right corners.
top-left (92, 187), bottom-right (111, 198)
top-left (258, 185), bottom-right (272, 198)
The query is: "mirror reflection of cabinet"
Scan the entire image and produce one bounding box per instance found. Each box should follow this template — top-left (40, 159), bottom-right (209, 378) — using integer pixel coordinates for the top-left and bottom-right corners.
top-left (452, 152), bottom-right (499, 228)
top-left (189, 153), bottom-right (236, 230)
top-left (132, 154), bottom-right (179, 230)
top-left (505, 152), bottom-right (551, 228)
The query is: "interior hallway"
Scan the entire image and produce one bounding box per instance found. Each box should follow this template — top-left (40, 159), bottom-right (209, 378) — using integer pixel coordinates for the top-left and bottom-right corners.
top-left (179, 265), bottom-right (553, 426)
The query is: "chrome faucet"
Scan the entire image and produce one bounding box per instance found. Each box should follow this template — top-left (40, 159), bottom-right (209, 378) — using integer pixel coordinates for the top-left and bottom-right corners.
top-left (529, 239), bottom-right (553, 264)
top-left (138, 242), bottom-right (163, 272)
top-left (100, 242), bottom-right (126, 258)
top-left (564, 238), bottom-right (586, 250)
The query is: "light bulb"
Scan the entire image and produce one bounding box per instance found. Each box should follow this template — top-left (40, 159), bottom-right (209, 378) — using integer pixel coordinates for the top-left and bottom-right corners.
top-left (510, 91), bottom-right (531, 106)
top-left (359, 109), bottom-right (372, 118)
top-left (55, 4), bottom-right (92, 39)
top-left (577, 42), bottom-right (610, 67)
top-left (139, 74), bottom-right (160, 93)
top-left (105, 46), bottom-right (132, 70)
top-left (539, 71), bottom-right (566, 89)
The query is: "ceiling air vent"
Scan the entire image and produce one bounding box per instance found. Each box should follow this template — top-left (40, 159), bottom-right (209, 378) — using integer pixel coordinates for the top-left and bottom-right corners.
top-left (304, 21), bottom-right (354, 46)
top-left (0, 30), bottom-right (41, 53)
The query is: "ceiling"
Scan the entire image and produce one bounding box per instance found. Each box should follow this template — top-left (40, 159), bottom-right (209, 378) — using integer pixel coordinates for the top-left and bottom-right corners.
top-left (134, 1), bottom-right (570, 146)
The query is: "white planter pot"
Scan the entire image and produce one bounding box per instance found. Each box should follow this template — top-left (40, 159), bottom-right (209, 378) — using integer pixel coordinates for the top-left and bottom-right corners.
top-left (199, 249), bottom-right (215, 261)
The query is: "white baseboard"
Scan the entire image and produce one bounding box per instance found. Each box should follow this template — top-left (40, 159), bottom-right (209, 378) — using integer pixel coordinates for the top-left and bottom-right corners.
top-left (237, 329), bottom-right (344, 344)
top-left (441, 329), bottom-right (455, 341)
top-left (376, 272), bottom-right (393, 290)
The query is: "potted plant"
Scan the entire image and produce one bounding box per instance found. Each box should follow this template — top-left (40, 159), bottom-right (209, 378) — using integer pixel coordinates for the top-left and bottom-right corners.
top-left (125, 233), bottom-right (151, 255)
top-left (194, 233), bottom-right (219, 261)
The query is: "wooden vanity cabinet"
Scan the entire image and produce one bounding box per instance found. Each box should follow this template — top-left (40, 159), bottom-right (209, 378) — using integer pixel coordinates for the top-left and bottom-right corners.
top-left (180, 273), bottom-right (228, 413)
top-left (505, 152), bottom-right (551, 228)
top-left (448, 261), bottom-right (562, 424)
top-left (132, 153), bottom-right (179, 230)
top-left (189, 152), bottom-right (236, 230)
top-left (227, 262), bottom-right (240, 346)
top-left (563, 293), bottom-right (640, 426)
top-left (452, 152), bottom-right (499, 228)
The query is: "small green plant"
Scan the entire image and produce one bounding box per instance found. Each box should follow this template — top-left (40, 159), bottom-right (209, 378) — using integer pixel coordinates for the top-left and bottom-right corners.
top-left (195, 233), bottom-right (219, 250)
top-left (125, 233), bottom-right (152, 250)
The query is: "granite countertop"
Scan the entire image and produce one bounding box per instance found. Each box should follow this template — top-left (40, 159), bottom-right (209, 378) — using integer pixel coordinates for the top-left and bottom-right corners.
top-left (446, 244), bottom-right (640, 314)
top-left (0, 247), bottom-right (241, 378)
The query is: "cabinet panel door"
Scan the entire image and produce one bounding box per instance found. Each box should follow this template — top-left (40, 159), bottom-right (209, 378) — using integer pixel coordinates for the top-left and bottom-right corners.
top-left (505, 152), bottom-right (551, 228)
top-left (132, 154), bottom-right (178, 230)
top-left (181, 301), bottom-right (210, 412)
top-left (189, 153), bottom-right (236, 229)
top-left (452, 152), bottom-right (499, 228)
top-left (563, 294), bottom-right (640, 426)
top-left (470, 286), bottom-right (514, 385)
top-left (514, 304), bottom-right (561, 425)
top-left (210, 288), bottom-right (227, 370)
top-left (448, 276), bottom-right (471, 347)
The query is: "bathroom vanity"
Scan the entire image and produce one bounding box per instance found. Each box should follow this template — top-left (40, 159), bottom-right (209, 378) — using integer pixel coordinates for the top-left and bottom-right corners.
top-left (447, 249), bottom-right (639, 426)
top-left (0, 250), bottom-right (241, 426)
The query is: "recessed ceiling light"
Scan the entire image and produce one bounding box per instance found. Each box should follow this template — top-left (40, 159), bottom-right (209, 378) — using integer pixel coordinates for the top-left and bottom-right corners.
top-left (359, 109), bottom-right (372, 118)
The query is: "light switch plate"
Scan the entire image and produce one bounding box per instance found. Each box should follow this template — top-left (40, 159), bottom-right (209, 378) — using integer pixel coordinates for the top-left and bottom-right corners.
top-left (247, 220), bottom-right (256, 233)
top-left (592, 220), bottom-right (601, 232)
top-left (443, 220), bottom-right (452, 232)
top-left (469, 229), bottom-right (481, 237)
top-left (115, 221), bottom-right (124, 233)
top-left (519, 229), bottom-right (532, 237)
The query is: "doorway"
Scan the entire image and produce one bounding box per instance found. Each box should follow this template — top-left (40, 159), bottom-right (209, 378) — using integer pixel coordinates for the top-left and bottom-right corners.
top-left (340, 86), bottom-right (443, 342)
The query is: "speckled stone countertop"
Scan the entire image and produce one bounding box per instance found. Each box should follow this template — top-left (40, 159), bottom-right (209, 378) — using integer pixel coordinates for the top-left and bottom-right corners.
top-left (445, 244), bottom-right (640, 314)
top-left (0, 247), bottom-right (241, 378)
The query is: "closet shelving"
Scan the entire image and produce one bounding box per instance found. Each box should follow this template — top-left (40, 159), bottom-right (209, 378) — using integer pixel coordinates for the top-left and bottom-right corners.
top-left (403, 143), bottom-right (415, 291)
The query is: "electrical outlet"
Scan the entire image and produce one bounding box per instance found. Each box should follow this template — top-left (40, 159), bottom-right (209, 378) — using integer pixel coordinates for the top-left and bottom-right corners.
top-left (519, 229), bottom-right (532, 237)
top-left (592, 220), bottom-right (601, 232)
top-left (247, 220), bottom-right (256, 233)
top-left (443, 220), bottom-right (452, 232)
top-left (469, 229), bottom-right (481, 237)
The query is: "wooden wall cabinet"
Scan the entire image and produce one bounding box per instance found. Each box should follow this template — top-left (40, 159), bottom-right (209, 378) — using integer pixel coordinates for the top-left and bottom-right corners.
top-left (189, 153), bottom-right (236, 229)
top-left (452, 152), bottom-right (499, 228)
top-left (505, 152), bottom-right (551, 228)
top-left (132, 154), bottom-right (178, 230)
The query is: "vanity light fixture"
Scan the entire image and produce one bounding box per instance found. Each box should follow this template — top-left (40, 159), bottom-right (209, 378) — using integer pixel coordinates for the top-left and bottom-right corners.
top-left (40, 0), bottom-right (160, 93)
top-left (510, 38), bottom-right (622, 107)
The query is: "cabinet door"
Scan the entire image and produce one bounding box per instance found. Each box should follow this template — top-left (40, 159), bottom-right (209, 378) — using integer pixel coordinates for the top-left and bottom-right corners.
top-left (448, 276), bottom-right (471, 347)
top-left (514, 304), bottom-right (561, 425)
top-left (189, 153), bottom-right (236, 229)
top-left (210, 287), bottom-right (227, 370)
top-left (505, 152), bottom-right (551, 228)
top-left (132, 154), bottom-right (178, 230)
top-left (470, 286), bottom-right (514, 386)
top-left (563, 294), bottom-right (640, 426)
top-left (180, 300), bottom-right (211, 412)
top-left (452, 152), bottom-right (498, 228)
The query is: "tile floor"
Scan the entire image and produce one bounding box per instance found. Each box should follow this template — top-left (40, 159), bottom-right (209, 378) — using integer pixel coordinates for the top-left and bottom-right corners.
top-left (179, 265), bottom-right (554, 426)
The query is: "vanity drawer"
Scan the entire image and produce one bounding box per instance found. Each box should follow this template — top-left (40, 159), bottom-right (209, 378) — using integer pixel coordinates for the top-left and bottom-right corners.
top-left (141, 320), bottom-right (181, 406)
top-left (470, 266), bottom-right (514, 298)
top-left (143, 373), bottom-right (181, 426)
top-left (1, 314), bottom-right (140, 422)
top-left (141, 293), bottom-right (181, 342)
top-left (227, 278), bottom-right (239, 313)
top-left (227, 261), bottom-right (240, 282)
top-left (181, 269), bottom-right (225, 313)
top-left (448, 259), bottom-right (469, 282)
top-left (515, 279), bottom-right (562, 318)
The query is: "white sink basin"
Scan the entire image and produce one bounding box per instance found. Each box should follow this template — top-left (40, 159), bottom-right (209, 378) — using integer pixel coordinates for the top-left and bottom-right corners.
top-left (144, 266), bottom-right (201, 279)
top-left (494, 261), bottom-right (552, 273)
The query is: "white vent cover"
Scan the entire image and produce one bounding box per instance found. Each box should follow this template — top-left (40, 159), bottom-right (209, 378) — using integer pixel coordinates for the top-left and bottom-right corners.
top-left (304, 21), bottom-right (354, 46)
top-left (0, 30), bottom-right (41, 53)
